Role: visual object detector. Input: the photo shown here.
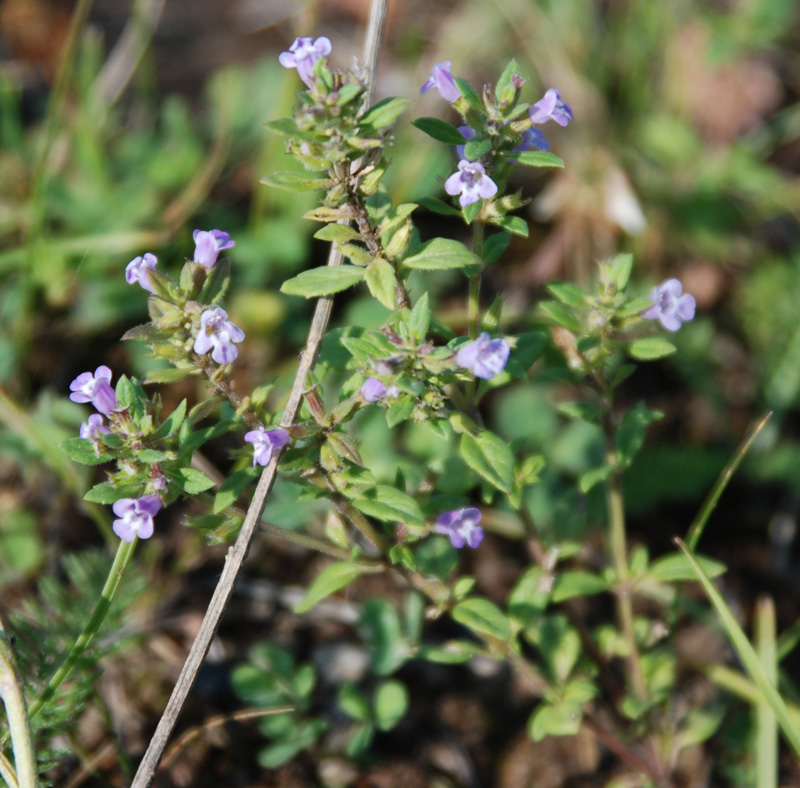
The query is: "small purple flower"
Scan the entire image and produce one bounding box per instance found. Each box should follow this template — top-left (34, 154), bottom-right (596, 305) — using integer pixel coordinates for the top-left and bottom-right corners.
top-left (79, 413), bottom-right (110, 442)
top-left (444, 159), bottom-right (498, 207)
top-left (193, 229), bottom-right (235, 270)
top-left (421, 60), bottom-right (462, 104)
top-left (112, 496), bottom-right (161, 542)
top-left (642, 278), bottom-right (696, 332)
top-left (435, 507), bottom-right (484, 549)
top-left (193, 307), bottom-right (246, 364)
top-left (529, 88), bottom-right (573, 127)
top-left (125, 253), bottom-right (158, 293)
top-left (456, 332), bottom-right (510, 380)
top-left (69, 366), bottom-right (118, 416)
top-left (278, 36), bottom-right (332, 87)
top-left (514, 127), bottom-right (549, 153)
top-left (455, 125), bottom-right (477, 160)
top-left (244, 426), bottom-right (291, 467)
top-left (361, 378), bottom-right (387, 403)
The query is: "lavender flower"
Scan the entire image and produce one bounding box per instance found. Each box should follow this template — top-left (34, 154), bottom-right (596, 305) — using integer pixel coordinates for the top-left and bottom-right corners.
top-left (529, 88), bottom-right (573, 127)
top-left (125, 253), bottom-right (158, 293)
top-left (193, 307), bottom-right (246, 364)
top-left (444, 160), bottom-right (498, 207)
top-left (244, 426), bottom-right (290, 467)
top-left (69, 366), bottom-right (118, 416)
top-left (456, 332), bottom-right (510, 379)
top-left (278, 36), bottom-right (332, 87)
top-left (112, 496), bottom-right (161, 542)
top-left (79, 413), bottom-right (110, 442)
top-left (421, 61), bottom-right (461, 104)
top-left (193, 229), bottom-right (235, 270)
top-left (435, 507), bottom-right (484, 549)
top-left (642, 278), bottom-right (696, 332)
top-left (361, 378), bottom-right (388, 403)
top-left (514, 127), bottom-right (549, 153)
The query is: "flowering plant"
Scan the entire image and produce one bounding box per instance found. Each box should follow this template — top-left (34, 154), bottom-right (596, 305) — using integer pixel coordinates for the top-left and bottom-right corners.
top-left (4, 16), bottom-right (797, 788)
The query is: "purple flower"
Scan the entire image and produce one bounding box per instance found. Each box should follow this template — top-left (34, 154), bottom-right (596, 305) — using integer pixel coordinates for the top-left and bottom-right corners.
top-left (421, 61), bottom-right (462, 104)
top-left (435, 507), bottom-right (484, 549)
top-left (529, 88), bottom-right (573, 127)
top-left (278, 36), bottom-right (332, 87)
top-left (456, 332), bottom-right (510, 379)
top-left (642, 278), bottom-right (696, 332)
top-left (514, 127), bottom-right (549, 153)
top-left (79, 413), bottom-right (110, 442)
top-left (69, 366), bottom-right (118, 416)
top-left (244, 426), bottom-right (291, 467)
top-left (193, 229), bottom-right (235, 270)
top-left (361, 378), bottom-right (388, 403)
top-left (444, 160), bottom-right (498, 207)
top-left (112, 496), bottom-right (161, 542)
top-left (193, 307), bottom-right (246, 364)
top-left (125, 253), bottom-right (158, 293)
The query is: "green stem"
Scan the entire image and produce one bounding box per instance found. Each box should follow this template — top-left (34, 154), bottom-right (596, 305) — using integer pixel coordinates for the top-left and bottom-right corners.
top-left (468, 221), bottom-right (485, 341)
top-left (0, 625), bottom-right (39, 788)
top-left (602, 397), bottom-right (647, 701)
top-left (28, 539), bottom-right (137, 720)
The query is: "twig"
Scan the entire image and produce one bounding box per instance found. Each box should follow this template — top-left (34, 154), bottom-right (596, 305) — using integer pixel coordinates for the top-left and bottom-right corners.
top-left (129, 4), bottom-right (388, 785)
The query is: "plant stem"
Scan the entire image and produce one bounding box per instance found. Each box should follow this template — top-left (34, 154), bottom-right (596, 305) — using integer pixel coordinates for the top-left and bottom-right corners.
top-left (28, 539), bottom-right (137, 720)
top-left (602, 395), bottom-right (647, 701)
top-left (0, 624), bottom-right (40, 788)
top-left (468, 221), bottom-right (485, 340)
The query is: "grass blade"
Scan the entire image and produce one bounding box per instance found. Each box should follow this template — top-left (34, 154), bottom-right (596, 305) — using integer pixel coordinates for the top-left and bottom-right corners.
top-left (755, 596), bottom-right (778, 788)
top-left (674, 538), bottom-right (800, 758)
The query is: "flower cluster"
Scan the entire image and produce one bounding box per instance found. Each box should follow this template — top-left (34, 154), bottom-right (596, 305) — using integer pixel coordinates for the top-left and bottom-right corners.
top-left (244, 426), bottom-right (291, 467)
top-left (279, 36), bottom-right (332, 88)
top-left (193, 306), bottom-right (246, 364)
top-left (456, 333), bottom-right (510, 379)
top-left (435, 508), bottom-right (484, 549)
top-left (69, 366), bottom-right (117, 416)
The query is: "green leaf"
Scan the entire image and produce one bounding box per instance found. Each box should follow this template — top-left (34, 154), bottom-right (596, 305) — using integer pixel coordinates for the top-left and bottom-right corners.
top-left (213, 467), bottom-right (260, 514)
top-left (60, 438), bottom-right (113, 466)
top-left (648, 551), bottom-right (726, 582)
top-left (482, 232), bottom-right (511, 265)
top-left (84, 482), bottom-right (140, 504)
top-left (138, 449), bottom-right (169, 464)
top-left (313, 224), bottom-right (361, 243)
top-left (337, 243), bottom-right (373, 266)
top-left (462, 199), bottom-right (482, 224)
top-left (115, 375), bottom-right (136, 411)
top-left (373, 680), bottom-right (409, 731)
top-left (452, 76), bottom-right (484, 112)
top-left (617, 296), bottom-right (655, 319)
top-left (547, 281), bottom-right (587, 308)
top-left (490, 215), bottom-right (529, 237)
top-left (515, 150), bottom-right (565, 168)
top-left (407, 292), bottom-right (431, 342)
top-left (495, 59), bottom-right (522, 102)
top-left (360, 96), bottom-right (411, 129)
top-left (353, 485), bottom-right (425, 527)
top-left (264, 117), bottom-right (302, 137)
top-left (578, 465), bottom-right (614, 493)
top-left (412, 117), bottom-right (467, 144)
top-left (452, 598), bottom-right (511, 641)
top-left (402, 237), bottom-right (481, 271)
top-left (616, 401), bottom-right (663, 469)
top-left (557, 401), bottom-right (603, 424)
top-left (508, 566), bottom-right (551, 627)
top-left (528, 701), bottom-right (582, 741)
top-left (365, 258), bottom-right (398, 310)
top-left (538, 300), bottom-right (582, 333)
top-left (551, 571), bottom-right (608, 603)
top-left (464, 136), bottom-right (492, 160)
top-left (379, 203), bottom-right (418, 236)
top-left (459, 431), bottom-right (514, 493)
top-left (142, 367), bottom-right (195, 385)
top-left (294, 562), bottom-right (373, 613)
top-left (259, 171), bottom-right (331, 192)
top-left (609, 253), bottom-right (634, 292)
top-left (281, 265), bottom-right (365, 298)
top-left (627, 337), bottom-right (677, 360)
top-left (417, 195), bottom-right (463, 218)
top-left (339, 683), bottom-right (371, 721)
top-left (538, 615), bottom-right (581, 682)
top-left (361, 599), bottom-right (409, 675)
top-left (168, 467), bottom-right (215, 494)
top-left (154, 399), bottom-right (187, 439)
